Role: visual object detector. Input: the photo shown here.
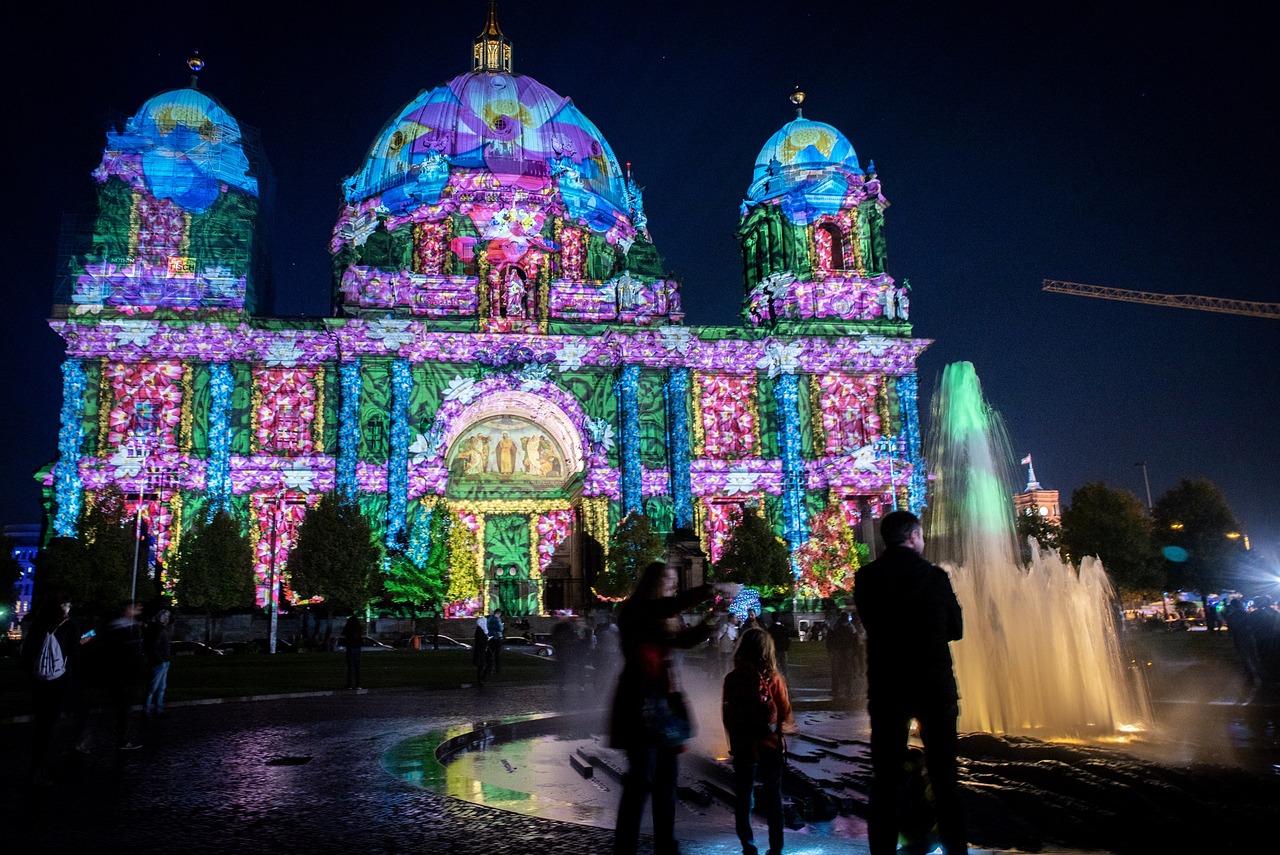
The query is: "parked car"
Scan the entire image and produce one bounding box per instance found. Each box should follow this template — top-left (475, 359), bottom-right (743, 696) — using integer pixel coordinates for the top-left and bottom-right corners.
top-left (501, 636), bottom-right (554, 657)
top-left (357, 635), bottom-right (394, 652)
top-left (171, 640), bottom-right (225, 656)
top-left (214, 638), bottom-right (296, 654)
top-left (392, 632), bottom-right (471, 650)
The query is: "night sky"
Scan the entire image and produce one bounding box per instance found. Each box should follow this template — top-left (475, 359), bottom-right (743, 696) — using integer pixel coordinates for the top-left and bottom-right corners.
top-left (5, 2), bottom-right (1277, 560)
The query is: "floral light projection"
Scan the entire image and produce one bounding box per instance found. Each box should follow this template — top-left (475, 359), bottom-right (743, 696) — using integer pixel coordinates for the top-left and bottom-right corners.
top-left (794, 502), bottom-right (861, 599)
top-left (249, 493), bottom-right (314, 608)
top-left (702, 499), bottom-right (754, 564)
top-left (48, 28), bottom-right (933, 615)
top-left (818, 373), bottom-right (882, 453)
top-left (252, 367), bottom-right (317, 454)
top-left (106, 360), bottom-right (184, 449)
top-left (695, 373), bottom-right (758, 458)
top-left (533, 508), bottom-right (575, 574)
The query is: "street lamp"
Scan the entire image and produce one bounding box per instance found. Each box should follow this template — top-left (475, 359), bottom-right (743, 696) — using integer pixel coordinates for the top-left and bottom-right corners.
top-left (1134, 461), bottom-right (1153, 510)
top-left (873, 435), bottom-right (900, 511)
top-left (125, 434), bottom-right (157, 606)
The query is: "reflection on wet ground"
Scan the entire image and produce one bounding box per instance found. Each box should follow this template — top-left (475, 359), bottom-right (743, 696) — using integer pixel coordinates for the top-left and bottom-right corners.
top-left (399, 702), bottom-right (1280, 855)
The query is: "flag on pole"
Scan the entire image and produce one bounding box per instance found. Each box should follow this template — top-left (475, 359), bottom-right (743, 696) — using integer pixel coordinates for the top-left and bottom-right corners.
top-left (1020, 454), bottom-right (1032, 465)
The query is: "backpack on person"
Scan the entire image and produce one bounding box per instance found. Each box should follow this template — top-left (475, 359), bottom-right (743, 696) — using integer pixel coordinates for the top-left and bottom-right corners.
top-left (34, 623), bottom-right (67, 681)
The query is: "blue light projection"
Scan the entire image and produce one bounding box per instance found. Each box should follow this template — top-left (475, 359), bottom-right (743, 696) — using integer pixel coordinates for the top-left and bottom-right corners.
top-left (337, 361), bottom-right (361, 500)
top-left (386, 359), bottom-right (412, 547)
top-left (617, 365), bottom-right (642, 516)
top-left (774, 374), bottom-right (808, 570)
top-left (205, 362), bottom-right (233, 520)
top-left (54, 359), bottom-right (87, 536)
top-left (896, 375), bottom-right (927, 513)
top-left (664, 368), bottom-right (693, 529)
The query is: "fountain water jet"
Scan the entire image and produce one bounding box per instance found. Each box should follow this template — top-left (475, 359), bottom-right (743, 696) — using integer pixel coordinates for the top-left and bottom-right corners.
top-left (926, 361), bottom-right (1151, 737)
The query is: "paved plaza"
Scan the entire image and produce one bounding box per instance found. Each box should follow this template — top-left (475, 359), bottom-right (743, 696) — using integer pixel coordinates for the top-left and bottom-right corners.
top-left (0, 679), bottom-right (1137, 855)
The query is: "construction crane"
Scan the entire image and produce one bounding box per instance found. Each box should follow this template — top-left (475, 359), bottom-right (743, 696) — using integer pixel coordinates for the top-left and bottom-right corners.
top-left (1041, 280), bottom-right (1280, 319)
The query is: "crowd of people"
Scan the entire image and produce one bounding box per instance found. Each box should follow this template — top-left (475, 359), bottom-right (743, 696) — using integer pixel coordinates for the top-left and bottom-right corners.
top-left (19, 595), bottom-right (173, 785)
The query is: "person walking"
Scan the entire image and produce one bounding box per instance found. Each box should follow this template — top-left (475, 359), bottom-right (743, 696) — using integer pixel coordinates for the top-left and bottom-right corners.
top-left (766, 613), bottom-right (792, 683)
top-left (610, 560), bottom-right (739, 855)
top-left (101, 601), bottom-right (144, 752)
top-left (826, 612), bottom-right (858, 707)
top-left (473, 614), bottom-right (492, 686)
top-left (723, 627), bottom-right (793, 855)
top-left (340, 614), bottom-right (363, 690)
top-left (486, 608), bottom-right (505, 676)
top-left (716, 611), bottom-right (741, 676)
top-left (854, 510), bottom-right (967, 855)
top-left (143, 608), bottom-right (173, 716)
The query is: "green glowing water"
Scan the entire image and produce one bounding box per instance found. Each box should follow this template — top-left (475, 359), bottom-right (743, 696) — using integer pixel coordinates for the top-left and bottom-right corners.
top-left (926, 362), bottom-right (1151, 736)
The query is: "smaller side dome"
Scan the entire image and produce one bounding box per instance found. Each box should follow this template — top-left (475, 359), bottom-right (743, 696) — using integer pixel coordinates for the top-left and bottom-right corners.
top-left (104, 87), bottom-right (258, 213)
top-left (747, 117), bottom-right (861, 205)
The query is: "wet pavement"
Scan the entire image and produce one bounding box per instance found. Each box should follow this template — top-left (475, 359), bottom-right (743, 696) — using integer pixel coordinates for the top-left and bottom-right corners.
top-left (2, 677), bottom-right (1274, 855)
top-left (0, 680), bottom-right (1104, 855)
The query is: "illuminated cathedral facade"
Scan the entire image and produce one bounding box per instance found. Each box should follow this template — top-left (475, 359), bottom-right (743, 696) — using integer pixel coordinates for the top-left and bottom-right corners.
top-left (46, 13), bottom-right (928, 617)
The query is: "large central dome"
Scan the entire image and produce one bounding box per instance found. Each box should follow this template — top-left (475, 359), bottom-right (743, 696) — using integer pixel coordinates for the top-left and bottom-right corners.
top-left (345, 71), bottom-right (628, 221)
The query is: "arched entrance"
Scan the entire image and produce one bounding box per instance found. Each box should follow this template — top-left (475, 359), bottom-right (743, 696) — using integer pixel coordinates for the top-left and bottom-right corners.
top-left (439, 389), bottom-right (586, 616)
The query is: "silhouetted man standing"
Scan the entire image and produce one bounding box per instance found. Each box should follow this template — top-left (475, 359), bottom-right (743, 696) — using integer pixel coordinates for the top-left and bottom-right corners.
top-left (854, 510), bottom-right (966, 855)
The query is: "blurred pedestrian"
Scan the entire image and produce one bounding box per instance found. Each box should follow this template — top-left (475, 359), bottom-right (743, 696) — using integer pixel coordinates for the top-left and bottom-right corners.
top-left (610, 560), bottom-right (739, 855)
top-left (487, 608), bottom-right (505, 675)
top-left (723, 627), bottom-right (793, 855)
top-left (854, 510), bottom-right (967, 855)
top-left (767, 612), bottom-right (792, 682)
top-left (473, 615), bottom-right (492, 686)
top-left (101, 601), bottom-right (144, 751)
top-left (826, 612), bottom-right (858, 707)
top-left (716, 611), bottom-right (741, 676)
top-left (143, 608), bottom-right (173, 716)
top-left (341, 614), bottom-right (363, 690)
top-left (20, 594), bottom-right (83, 784)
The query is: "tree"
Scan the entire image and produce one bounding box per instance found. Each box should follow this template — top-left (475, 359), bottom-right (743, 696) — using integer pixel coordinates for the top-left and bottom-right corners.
top-left (712, 504), bottom-right (794, 599)
top-left (445, 508), bottom-right (481, 605)
top-left (173, 510), bottom-right (255, 643)
top-left (1152, 479), bottom-right (1243, 606)
top-left (385, 500), bottom-right (448, 627)
top-left (795, 503), bottom-right (861, 600)
top-left (1015, 511), bottom-right (1062, 564)
top-left (596, 512), bottom-right (664, 600)
top-left (35, 487), bottom-right (139, 617)
top-left (1059, 482), bottom-right (1160, 602)
top-left (288, 494), bottom-right (383, 614)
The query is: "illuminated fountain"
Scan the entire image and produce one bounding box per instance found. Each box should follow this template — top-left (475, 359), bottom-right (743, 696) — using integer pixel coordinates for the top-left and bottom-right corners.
top-left (926, 361), bottom-right (1151, 736)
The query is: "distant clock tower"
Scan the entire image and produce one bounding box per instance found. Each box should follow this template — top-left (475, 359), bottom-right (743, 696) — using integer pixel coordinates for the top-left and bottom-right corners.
top-left (1013, 454), bottom-right (1060, 524)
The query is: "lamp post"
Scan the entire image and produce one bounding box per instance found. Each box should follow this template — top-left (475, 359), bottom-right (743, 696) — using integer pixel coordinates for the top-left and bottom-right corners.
top-left (1135, 461), bottom-right (1153, 510)
top-left (873, 435), bottom-right (900, 511)
top-left (127, 435), bottom-right (155, 606)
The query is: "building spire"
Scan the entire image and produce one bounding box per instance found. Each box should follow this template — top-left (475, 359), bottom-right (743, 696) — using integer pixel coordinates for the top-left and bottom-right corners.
top-left (187, 51), bottom-right (204, 89)
top-left (1020, 453), bottom-right (1041, 491)
top-left (790, 86), bottom-right (805, 118)
top-left (473, 1), bottom-right (512, 73)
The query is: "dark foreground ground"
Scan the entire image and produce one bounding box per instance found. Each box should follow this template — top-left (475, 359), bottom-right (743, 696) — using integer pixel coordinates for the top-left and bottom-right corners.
top-left (1, 631), bottom-right (1277, 855)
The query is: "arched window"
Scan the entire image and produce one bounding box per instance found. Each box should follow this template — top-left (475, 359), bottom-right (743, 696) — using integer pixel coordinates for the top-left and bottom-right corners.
top-left (815, 223), bottom-right (844, 272)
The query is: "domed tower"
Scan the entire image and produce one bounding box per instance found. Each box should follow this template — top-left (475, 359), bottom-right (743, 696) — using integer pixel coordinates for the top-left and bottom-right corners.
top-left (737, 94), bottom-right (906, 332)
top-left (60, 69), bottom-right (269, 316)
top-left (331, 7), bottom-right (678, 332)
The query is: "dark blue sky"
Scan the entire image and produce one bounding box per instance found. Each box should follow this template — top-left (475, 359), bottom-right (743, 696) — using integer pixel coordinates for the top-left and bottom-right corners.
top-left (5, 1), bottom-right (1277, 561)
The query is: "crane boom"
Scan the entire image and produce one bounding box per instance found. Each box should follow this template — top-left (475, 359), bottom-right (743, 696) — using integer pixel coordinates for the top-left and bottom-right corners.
top-left (1041, 280), bottom-right (1280, 319)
